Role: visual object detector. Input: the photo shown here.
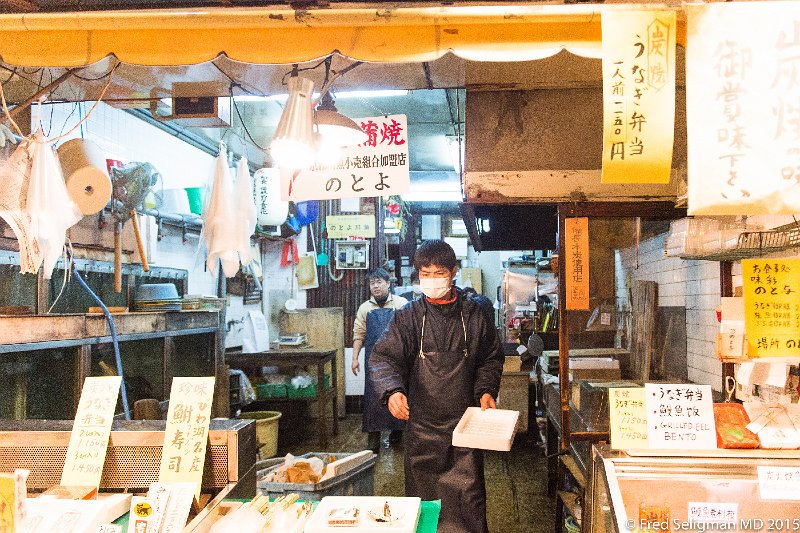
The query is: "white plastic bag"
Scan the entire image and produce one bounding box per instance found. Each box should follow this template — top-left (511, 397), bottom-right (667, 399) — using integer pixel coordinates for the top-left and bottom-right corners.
top-left (242, 310), bottom-right (270, 353)
top-left (203, 145), bottom-right (239, 277)
top-left (234, 157), bottom-right (257, 266)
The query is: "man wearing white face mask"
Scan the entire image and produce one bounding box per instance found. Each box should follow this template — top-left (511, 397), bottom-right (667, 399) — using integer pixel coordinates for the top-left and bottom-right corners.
top-left (369, 240), bottom-right (504, 533)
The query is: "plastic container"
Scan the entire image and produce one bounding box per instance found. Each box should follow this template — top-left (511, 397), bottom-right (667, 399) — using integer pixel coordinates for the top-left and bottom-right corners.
top-left (452, 407), bottom-right (520, 452)
top-left (287, 375), bottom-right (331, 399)
top-left (256, 451), bottom-right (377, 501)
top-left (240, 411), bottom-right (282, 458)
top-left (256, 383), bottom-right (288, 399)
top-left (185, 187), bottom-right (204, 215)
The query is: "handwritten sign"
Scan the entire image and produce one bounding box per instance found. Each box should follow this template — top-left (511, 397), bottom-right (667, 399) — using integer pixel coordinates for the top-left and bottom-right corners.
top-left (96, 525), bottom-right (122, 533)
top-left (159, 377), bottom-right (214, 499)
top-left (687, 3), bottom-right (800, 215)
top-left (564, 217), bottom-right (589, 310)
top-left (687, 502), bottom-right (738, 525)
top-left (743, 259), bottom-right (800, 357)
top-left (281, 114), bottom-right (410, 201)
top-left (601, 10), bottom-right (676, 184)
top-left (609, 387), bottom-right (649, 449)
top-left (159, 482), bottom-right (197, 533)
top-left (757, 466), bottom-right (800, 500)
top-left (61, 376), bottom-right (122, 489)
top-left (645, 383), bottom-right (716, 449)
top-left (325, 215), bottom-right (376, 239)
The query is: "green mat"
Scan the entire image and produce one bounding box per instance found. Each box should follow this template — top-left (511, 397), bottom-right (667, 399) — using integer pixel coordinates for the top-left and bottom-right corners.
top-left (115, 499), bottom-right (441, 531)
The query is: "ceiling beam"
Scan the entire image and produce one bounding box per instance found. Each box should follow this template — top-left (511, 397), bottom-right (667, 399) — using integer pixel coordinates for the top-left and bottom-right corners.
top-left (0, 0), bottom-right (38, 12)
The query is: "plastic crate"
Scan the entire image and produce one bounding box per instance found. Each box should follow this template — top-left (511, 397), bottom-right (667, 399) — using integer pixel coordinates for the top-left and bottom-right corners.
top-left (256, 451), bottom-right (377, 501)
top-left (256, 383), bottom-right (288, 399)
top-left (287, 375), bottom-right (331, 399)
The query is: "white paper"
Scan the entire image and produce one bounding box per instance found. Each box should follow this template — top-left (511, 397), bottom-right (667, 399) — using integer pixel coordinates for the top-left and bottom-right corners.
top-left (345, 347), bottom-right (365, 396)
top-left (645, 383), bottom-right (717, 449)
top-left (339, 197), bottom-right (360, 212)
top-left (687, 502), bottom-right (738, 524)
top-left (758, 466), bottom-right (800, 500)
top-left (242, 310), bottom-right (270, 353)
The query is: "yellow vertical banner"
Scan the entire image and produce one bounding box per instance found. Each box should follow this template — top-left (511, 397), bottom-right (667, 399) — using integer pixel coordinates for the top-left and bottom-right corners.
top-left (565, 217), bottom-right (589, 310)
top-left (743, 259), bottom-right (800, 357)
top-left (159, 377), bottom-right (215, 500)
top-left (601, 10), bottom-right (676, 184)
top-left (61, 376), bottom-right (122, 489)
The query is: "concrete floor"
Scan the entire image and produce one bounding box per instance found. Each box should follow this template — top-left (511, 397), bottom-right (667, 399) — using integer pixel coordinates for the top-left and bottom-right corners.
top-left (284, 414), bottom-right (556, 533)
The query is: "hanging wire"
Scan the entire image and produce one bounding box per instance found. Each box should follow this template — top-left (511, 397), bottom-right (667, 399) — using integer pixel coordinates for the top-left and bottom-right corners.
top-left (229, 83), bottom-right (269, 151)
top-left (49, 62), bottom-right (120, 142)
top-left (48, 243), bottom-right (73, 313)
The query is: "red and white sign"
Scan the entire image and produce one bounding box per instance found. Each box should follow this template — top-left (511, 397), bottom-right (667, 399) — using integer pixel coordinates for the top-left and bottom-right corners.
top-left (280, 114), bottom-right (410, 201)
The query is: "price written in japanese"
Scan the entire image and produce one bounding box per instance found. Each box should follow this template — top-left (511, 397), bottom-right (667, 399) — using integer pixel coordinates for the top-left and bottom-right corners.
top-left (644, 383), bottom-right (717, 449)
top-left (743, 259), bottom-right (800, 357)
top-left (609, 387), bottom-right (649, 449)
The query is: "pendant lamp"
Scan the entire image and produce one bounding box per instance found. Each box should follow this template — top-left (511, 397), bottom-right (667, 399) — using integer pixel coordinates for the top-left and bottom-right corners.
top-left (315, 92), bottom-right (368, 147)
top-left (270, 76), bottom-right (316, 169)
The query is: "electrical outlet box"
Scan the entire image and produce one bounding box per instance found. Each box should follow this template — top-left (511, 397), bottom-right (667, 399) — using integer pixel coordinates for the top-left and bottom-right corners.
top-left (335, 241), bottom-right (369, 270)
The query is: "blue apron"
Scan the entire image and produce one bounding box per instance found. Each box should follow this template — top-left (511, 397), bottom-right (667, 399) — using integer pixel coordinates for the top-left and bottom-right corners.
top-left (363, 307), bottom-right (406, 433)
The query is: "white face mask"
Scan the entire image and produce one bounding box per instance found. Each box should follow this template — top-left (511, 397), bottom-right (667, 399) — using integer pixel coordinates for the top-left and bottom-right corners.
top-left (419, 277), bottom-right (452, 300)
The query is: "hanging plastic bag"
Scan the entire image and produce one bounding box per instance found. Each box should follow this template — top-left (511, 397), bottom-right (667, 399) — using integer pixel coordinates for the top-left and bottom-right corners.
top-left (203, 144), bottom-right (240, 277)
top-left (26, 131), bottom-right (82, 278)
top-left (0, 137), bottom-right (40, 273)
top-left (234, 158), bottom-right (257, 266)
top-left (242, 309), bottom-right (270, 353)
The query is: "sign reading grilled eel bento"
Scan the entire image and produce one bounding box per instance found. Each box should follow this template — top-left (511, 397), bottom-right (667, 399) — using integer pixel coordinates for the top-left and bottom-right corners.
top-left (158, 377), bottom-right (215, 500)
top-left (601, 10), bottom-right (676, 184)
top-left (280, 114), bottom-right (410, 201)
top-left (687, 2), bottom-right (800, 215)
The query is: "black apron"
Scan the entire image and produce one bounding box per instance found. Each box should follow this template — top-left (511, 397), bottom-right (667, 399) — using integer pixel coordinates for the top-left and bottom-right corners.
top-left (363, 307), bottom-right (406, 433)
top-left (405, 303), bottom-right (489, 533)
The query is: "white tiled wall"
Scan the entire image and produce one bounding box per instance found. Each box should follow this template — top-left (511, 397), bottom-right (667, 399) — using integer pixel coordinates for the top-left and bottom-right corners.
top-left (37, 101), bottom-right (278, 348)
top-left (616, 232), bottom-right (723, 391)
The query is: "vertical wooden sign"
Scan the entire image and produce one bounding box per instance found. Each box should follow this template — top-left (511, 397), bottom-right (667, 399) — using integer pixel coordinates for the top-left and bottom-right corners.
top-left (159, 377), bottom-right (215, 500)
top-left (61, 376), bottom-right (122, 489)
top-left (565, 217), bottom-right (589, 310)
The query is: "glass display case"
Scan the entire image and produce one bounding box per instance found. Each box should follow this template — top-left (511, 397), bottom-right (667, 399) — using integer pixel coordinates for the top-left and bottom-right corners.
top-left (585, 444), bottom-right (800, 532)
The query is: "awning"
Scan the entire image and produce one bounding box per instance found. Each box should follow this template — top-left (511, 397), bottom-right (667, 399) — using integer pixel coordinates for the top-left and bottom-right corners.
top-left (0, 3), bottom-right (686, 68)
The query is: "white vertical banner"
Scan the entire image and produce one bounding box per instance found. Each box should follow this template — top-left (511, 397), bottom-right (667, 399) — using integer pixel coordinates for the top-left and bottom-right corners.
top-left (601, 10), bottom-right (676, 184)
top-left (687, 2), bottom-right (800, 214)
top-left (280, 114), bottom-right (410, 201)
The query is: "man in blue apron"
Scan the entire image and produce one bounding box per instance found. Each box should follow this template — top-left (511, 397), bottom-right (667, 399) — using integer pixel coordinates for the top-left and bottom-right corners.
top-left (370, 241), bottom-right (504, 533)
top-left (351, 268), bottom-right (408, 453)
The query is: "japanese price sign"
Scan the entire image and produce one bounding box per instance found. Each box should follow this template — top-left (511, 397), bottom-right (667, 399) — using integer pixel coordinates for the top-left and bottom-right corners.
top-left (757, 466), bottom-right (800, 500)
top-left (280, 114), bottom-right (410, 201)
top-left (743, 259), bottom-right (800, 357)
top-left (644, 383), bottom-right (716, 449)
top-left (687, 502), bottom-right (738, 526)
top-left (61, 376), bottom-right (122, 488)
top-left (601, 10), bottom-right (676, 184)
top-left (687, 3), bottom-right (800, 215)
top-left (564, 217), bottom-right (589, 310)
top-left (326, 214), bottom-right (376, 239)
top-left (609, 387), bottom-right (649, 449)
top-left (158, 377), bottom-right (215, 499)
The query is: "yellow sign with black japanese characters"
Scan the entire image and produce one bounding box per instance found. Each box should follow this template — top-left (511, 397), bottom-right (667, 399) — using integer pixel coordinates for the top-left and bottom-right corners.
top-left (325, 215), bottom-right (376, 239)
top-left (601, 10), bottom-right (676, 184)
top-left (565, 217), bottom-right (589, 310)
top-left (743, 259), bottom-right (800, 357)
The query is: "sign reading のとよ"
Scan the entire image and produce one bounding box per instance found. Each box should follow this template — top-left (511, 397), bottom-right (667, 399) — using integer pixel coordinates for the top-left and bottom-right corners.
top-left (687, 2), bottom-right (800, 214)
top-left (325, 214), bottom-right (376, 239)
top-left (742, 259), bottom-right (800, 357)
top-left (601, 10), bottom-right (676, 184)
top-left (280, 114), bottom-right (410, 201)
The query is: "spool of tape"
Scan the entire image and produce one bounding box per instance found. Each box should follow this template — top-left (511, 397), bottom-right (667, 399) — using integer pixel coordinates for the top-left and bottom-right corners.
top-left (57, 139), bottom-right (112, 215)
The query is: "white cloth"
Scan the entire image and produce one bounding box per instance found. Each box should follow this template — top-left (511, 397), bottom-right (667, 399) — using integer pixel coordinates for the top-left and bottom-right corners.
top-left (203, 146), bottom-right (239, 277)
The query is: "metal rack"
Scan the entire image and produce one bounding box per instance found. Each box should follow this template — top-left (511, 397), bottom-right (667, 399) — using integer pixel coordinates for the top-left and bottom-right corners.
top-left (680, 221), bottom-right (800, 261)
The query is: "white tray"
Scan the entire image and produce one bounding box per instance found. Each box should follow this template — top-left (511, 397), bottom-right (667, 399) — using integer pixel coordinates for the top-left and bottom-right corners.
top-left (452, 407), bottom-right (519, 451)
top-left (303, 496), bottom-right (421, 533)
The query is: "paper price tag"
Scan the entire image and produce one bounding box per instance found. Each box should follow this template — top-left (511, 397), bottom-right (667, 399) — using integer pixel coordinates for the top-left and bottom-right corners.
top-left (609, 388), bottom-right (649, 449)
top-left (758, 466), bottom-right (800, 500)
top-left (96, 525), bottom-right (123, 533)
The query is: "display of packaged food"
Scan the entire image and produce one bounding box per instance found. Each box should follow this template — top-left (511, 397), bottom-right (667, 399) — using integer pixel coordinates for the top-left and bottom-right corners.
top-left (327, 506), bottom-right (360, 526)
top-left (714, 402), bottom-right (760, 449)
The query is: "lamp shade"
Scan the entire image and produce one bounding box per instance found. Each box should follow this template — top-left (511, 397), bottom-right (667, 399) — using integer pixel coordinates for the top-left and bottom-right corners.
top-left (315, 109), bottom-right (368, 147)
top-left (270, 76), bottom-right (315, 168)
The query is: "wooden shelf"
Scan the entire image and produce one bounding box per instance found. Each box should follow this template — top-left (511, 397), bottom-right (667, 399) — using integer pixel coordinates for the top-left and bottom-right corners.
top-left (557, 490), bottom-right (582, 527)
top-left (561, 454), bottom-right (586, 489)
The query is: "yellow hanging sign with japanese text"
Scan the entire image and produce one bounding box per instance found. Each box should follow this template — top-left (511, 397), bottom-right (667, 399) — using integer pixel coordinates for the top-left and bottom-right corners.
top-left (159, 377), bottom-right (215, 499)
top-left (601, 10), bottom-right (676, 184)
top-left (61, 376), bottom-right (122, 489)
top-left (565, 217), bottom-right (589, 310)
top-left (743, 259), bottom-right (800, 357)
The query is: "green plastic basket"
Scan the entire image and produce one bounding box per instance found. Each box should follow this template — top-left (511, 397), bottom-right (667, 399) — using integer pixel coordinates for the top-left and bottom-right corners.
top-left (256, 383), bottom-right (288, 399)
